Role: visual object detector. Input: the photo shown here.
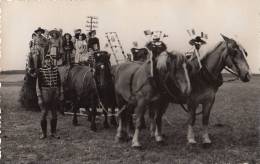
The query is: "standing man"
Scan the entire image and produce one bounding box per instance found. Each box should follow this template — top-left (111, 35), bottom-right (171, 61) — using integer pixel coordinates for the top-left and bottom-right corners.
top-left (87, 30), bottom-right (100, 52)
top-left (34, 27), bottom-right (50, 66)
top-left (36, 55), bottom-right (63, 139)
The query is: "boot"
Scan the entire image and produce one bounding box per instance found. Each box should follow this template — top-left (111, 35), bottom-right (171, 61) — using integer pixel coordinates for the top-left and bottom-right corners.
top-left (50, 119), bottom-right (60, 139)
top-left (40, 120), bottom-right (47, 139)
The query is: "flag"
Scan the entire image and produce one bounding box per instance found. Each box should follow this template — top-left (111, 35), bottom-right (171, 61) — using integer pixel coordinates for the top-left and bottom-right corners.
top-left (144, 30), bottom-right (152, 35)
top-left (187, 30), bottom-right (191, 36)
top-left (191, 29), bottom-right (196, 35)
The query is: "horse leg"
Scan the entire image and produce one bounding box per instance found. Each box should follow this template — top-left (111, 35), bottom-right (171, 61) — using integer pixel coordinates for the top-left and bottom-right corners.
top-left (149, 106), bottom-right (156, 138)
top-left (115, 105), bottom-right (126, 142)
top-left (110, 107), bottom-right (118, 127)
top-left (132, 99), bottom-right (146, 148)
top-left (72, 103), bottom-right (79, 126)
top-left (187, 104), bottom-right (198, 144)
top-left (140, 110), bottom-right (147, 129)
top-left (153, 101), bottom-right (168, 143)
top-left (90, 101), bottom-right (97, 131)
top-left (202, 98), bottom-right (215, 147)
top-left (103, 107), bottom-right (109, 129)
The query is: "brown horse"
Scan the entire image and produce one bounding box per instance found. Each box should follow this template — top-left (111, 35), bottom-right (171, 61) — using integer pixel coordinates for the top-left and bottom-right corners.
top-left (160, 34), bottom-right (251, 146)
top-left (113, 51), bottom-right (191, 148)
top-left (58, 51), bottom-right (114, 131)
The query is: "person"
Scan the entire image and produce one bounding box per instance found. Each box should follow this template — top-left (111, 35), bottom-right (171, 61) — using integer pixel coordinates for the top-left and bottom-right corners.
top-left (87, 30), bottom-right (100, 52)
top-left (48, 29), bottom-right (63, 65)
top-left (189, 36), bottom-right (206, 51)
top-left (34, 27), bottom-right (49, 66)
top-left (29, 33), bottom-right (37, 51)
top-left (36, 55), bottom-right (63, 139)
top-left (74, 33), bottom-right (87, 64)
top-left (145, 35), bottom-right (167, 60)
top-left (62, 33), bottom-right (74, 65)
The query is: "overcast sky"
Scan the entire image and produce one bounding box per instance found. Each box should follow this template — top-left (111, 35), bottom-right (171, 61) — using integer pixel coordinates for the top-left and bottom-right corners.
top-left (1, 0), bottom-right (260, 73)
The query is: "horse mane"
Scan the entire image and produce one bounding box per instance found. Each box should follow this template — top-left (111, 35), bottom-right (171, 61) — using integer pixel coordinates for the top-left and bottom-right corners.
top-left (156, 50), bottom-right (186, 71)
top-left (156, 51), bottom-right (168, 70)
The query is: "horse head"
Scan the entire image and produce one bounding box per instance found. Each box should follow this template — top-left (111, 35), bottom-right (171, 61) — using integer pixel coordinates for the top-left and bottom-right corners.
top-left (156, 51), bottom-right (191, 97)
top-left (146, 40), bottom-right (167, 57)
top-left (220, 34), bottom-right (251, 82)
top-left (94, 51), bottom-right (112, 89)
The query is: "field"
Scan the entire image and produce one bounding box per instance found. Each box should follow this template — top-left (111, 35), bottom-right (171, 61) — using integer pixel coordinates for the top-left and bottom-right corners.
top-left (0, 74), bottom-right (259, 164)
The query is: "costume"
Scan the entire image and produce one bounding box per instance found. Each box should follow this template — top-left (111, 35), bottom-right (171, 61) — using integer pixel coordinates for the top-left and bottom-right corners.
top-left (87, 37), bottom-right (100, 51)
top-left (62, 39), bottom-right (74, 65)
top-left (36, 56), bottom-right (63, 139)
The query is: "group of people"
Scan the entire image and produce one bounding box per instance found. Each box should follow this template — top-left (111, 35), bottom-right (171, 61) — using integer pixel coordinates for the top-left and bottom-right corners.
top-left (29, 27), bottom-right (100, 66)
top-left (27, 27), bottom-right (207, 140)
top-left (27, 27), bottom-right (100, 139)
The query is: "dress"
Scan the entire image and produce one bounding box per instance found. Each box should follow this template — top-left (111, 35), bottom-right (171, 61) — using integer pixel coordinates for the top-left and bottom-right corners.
top-left (75, 40), bottom-right (88, 63)
top-left (62, 40), bottom-right (74, 65)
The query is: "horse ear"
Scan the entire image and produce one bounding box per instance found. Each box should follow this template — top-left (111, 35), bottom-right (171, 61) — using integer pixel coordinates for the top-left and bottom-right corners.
top-left (220, 33), bottom-right (230, 42)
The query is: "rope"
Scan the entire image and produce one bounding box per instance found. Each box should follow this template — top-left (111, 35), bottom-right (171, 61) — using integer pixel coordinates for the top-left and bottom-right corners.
top-left (223, 67), bottom-right (239, 82)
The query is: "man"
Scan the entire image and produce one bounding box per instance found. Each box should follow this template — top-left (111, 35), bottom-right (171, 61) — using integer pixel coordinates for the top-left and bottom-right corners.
top-left (36, 55), bottom-right (63, 139)
top-left (34, 27), bottom-right (50, 66)
top-left (189, 36), bottom-right (206, 51)
top-left (87, 30), bottom-right (100, 52)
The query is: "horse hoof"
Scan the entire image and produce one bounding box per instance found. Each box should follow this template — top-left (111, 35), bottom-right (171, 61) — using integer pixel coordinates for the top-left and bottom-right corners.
top-left (202, 142), bottom-right (212, 149)
top-left (103, 122), bottom-right (110, 129)
top-left (91, 125), bottom-right (97, 132)
top-left (156, 140), bottom-right (166, 146)
top-left (132, 142), bottom-right (142, 149)
top-left (186, 142), bottom-right (198, 151)
top-left (73, 122), bottom-right (79, 126)
top-left (110, 118), bottom-right (118, 127)
top-left (115, 136), bottom-right (124, 143)
top-left (155, 135), bottom-right (164, 142)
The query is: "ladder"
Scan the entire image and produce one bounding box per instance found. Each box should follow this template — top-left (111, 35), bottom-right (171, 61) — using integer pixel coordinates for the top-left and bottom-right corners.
top-left (105, 32), bottom-right (127, 65)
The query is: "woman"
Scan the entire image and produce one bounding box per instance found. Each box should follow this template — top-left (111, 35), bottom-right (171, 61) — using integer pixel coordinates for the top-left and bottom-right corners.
top-left (48, 29), bottom-right (62, 65)
top-left (62, 33), bottom-right (74, 65)
top-left (74, 33), bottom-right (87, 64)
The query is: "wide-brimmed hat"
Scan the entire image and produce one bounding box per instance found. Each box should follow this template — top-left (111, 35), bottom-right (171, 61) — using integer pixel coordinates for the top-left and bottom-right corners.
top-left (49, 29), bottom-right (60, 38)
top-left (189, 36), bottom-right (206, 46)
top-left (63, 33), bottom-right (72, 40)
top-left (74, 29), bottom-right (82, 34)
top-left (76, 33), bottom-right (87, 40)
top-left (34, 27), bottom-right (45, 34)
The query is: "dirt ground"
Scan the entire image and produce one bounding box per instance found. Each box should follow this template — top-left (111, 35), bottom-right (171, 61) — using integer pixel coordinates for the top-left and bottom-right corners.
top-left (0, 74), bottom-right (259, 164)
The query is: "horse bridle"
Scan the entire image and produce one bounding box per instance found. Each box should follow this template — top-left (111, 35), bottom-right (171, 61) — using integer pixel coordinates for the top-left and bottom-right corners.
top-left (222, 41), bottom-right (242, 81)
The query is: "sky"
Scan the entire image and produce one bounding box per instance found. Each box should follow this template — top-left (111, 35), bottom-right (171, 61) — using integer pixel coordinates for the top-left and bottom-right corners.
top-left (1, 0), bottom-right (260, 73)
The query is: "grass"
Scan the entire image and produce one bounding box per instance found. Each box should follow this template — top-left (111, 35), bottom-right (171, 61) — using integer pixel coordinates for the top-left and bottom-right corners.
top-left (0, 75), bottom-right (259, 163)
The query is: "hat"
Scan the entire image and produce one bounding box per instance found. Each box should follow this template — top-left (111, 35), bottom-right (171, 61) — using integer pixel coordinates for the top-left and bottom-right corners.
top-left (74, 29), bottom-right (82, 34)
top-left (194, 36), bottom-right (206, 44)
top-left (76, 33), bottom-right (86, 40)
top-left (32, 33), bottom-right (36, 38)
top-left (63, 33), bottom-right (72, 40)
top-left (34, 27), bottom-right (45, 34)
top-left (88, 30), bottom-right (96, 36)
top-left (49, 29), bottom-right (60, 38)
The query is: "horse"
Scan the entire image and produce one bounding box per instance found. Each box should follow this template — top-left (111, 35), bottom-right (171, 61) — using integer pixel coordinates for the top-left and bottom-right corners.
top-left (58, 51), bottom-right (114, 131)
top-left (94, 51), bottom-right (117, 128)
top-left (131, 48), bottom-right (149, 62)
top-left (161, 34), bottom-right (251, 147)
top-left (113, 50), bottom-right (191, 148)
